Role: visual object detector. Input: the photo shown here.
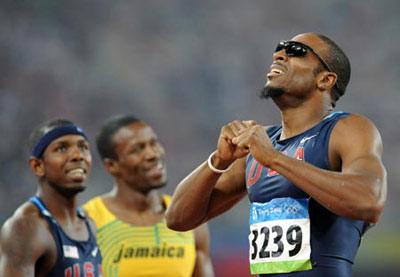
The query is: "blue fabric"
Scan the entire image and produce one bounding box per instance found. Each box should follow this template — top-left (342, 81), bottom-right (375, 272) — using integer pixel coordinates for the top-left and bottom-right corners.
top-left (246, 112), bottom-right (367, 277)
top-left (30, 196), bottom-right (102, 277)
top-left (31, 124), bottom-right (88, 158)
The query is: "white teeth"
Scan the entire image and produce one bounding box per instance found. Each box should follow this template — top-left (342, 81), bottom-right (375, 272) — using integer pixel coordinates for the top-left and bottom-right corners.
top-left (68, 168), bottom-right (85, 174)
top-left (272, 69), bottom-right (283, 74)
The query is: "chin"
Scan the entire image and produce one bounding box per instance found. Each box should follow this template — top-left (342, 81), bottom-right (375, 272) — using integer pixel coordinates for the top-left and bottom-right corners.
top-left (49, 181), bottom-right (86, 197)
top-left (152, 181), bottom-right (167, 189)
top-left (260, 85), bottom-right (285, 99)
top-left (69, 174), bottom-right (88, 183)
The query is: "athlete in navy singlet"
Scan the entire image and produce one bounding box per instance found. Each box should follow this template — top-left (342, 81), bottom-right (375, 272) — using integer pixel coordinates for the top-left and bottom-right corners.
top-left (0, 119), bottom-right (102, 276)
top-left (246, 112), bottom-right (367, 276)
top-left (166, 32), bottom-right (386, 277)
top-left (31, 196), bottom-right (102, 277)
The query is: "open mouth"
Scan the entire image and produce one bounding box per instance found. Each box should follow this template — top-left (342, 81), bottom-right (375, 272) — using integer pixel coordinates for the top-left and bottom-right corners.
top-left (145, 162), bottom-right (164, 178)
top-left (66, 168), bottom-right (87, 178)
top-left (267, 64), bottom-right (286, 78)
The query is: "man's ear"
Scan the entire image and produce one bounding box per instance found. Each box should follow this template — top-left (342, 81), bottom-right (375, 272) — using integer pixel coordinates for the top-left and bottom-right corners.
top-left (104, 158), bottom-right (119, 176)
top-left (29, 157), bottom-right (45, 177)
top-left (317, 72), bottom-right (337, 91)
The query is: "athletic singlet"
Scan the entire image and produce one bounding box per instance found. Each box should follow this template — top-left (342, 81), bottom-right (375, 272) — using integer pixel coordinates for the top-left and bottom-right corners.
top-left (245, 112), bottom-right (368, 276)
top-left (30, 196), bottom-right (102, 277)
top-left (83, 195), bottom-right (196, 277)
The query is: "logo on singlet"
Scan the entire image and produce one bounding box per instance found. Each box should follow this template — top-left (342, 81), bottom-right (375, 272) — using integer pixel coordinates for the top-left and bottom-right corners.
top-left (299, 133), bottom-right (318, 144)
top-left (91, 247), bottom-right (99, 257)
top-left (63, 245), bottom-right (79, 259)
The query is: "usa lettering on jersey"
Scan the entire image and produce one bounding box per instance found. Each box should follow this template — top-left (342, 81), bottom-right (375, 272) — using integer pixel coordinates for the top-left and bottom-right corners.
top-left (64, 262), bottom-right (102, 277)
top-left (247, 147), bottom-right (304, 186)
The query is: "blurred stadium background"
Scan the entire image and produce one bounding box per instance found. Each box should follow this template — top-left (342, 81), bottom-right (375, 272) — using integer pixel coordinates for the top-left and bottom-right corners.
top-left (0, 1), bottom-right (399, 276)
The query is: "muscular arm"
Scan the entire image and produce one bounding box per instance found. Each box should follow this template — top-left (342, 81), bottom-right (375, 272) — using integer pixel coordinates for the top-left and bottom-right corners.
top-left (166, 157), bottom-right (247, 231)
top-left (239, 114), bottom-right (386, 223)
top-left (166, 121), bottom-right (255, 231)
top-left (0, 205), bottom-right (54, 277)
top-left (192, 223), bottom-right (214, 277)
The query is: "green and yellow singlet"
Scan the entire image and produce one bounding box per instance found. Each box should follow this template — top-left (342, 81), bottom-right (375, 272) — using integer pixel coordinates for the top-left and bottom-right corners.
top-left (83, 195), bottom-right (196, 277)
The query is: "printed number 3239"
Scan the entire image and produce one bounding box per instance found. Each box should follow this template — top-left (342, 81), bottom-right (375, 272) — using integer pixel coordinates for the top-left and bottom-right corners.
top-left (250, 224), bottom-right (302, 259)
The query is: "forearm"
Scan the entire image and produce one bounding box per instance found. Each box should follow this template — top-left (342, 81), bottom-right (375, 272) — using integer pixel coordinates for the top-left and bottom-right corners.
top-left (166, 161), bottom-right (221, 231)
top-left (268, 153), bottom-right (385, 223)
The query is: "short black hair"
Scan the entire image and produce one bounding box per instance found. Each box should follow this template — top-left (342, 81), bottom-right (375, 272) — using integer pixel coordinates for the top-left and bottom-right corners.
top-left (315, 33), bottom-right (351, 105)
top-left (96, 115), bottom-right (141, 160)
top-left (28, 119), bottom-right (75, 155)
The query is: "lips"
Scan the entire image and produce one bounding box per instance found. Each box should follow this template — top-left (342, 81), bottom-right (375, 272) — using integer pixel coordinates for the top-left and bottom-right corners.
top-left (66, 167), bottom-right (87, 178)
top-left (267, 63), bottom-right (286, 78)
top-left (145, 162), bottom-right (164, 178)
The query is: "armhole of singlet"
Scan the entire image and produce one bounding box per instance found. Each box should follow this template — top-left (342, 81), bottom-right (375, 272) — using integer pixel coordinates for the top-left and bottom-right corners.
top-left (76, 207), bottom-right (97, 242)
top-left (324, 112), bottom-right (350, 170)
top-left (29, 196), bottom-right (63, 273)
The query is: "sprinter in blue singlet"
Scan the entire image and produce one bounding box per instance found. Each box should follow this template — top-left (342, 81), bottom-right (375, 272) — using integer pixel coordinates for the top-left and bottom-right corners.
top-left (246, 112), bottom-right (370, 276)
top-left (0, 119), bottom-right (102, 276)
top-left (166, 32), bottom-right (387, 276)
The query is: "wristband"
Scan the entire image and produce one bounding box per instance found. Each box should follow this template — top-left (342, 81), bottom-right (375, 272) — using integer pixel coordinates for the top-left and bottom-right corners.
top-left (207, 151), bottom-right (233, 174)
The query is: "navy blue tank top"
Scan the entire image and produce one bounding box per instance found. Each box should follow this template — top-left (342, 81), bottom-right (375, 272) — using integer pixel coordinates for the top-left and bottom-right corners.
top-left (30, 196), bottom-right (102, 277)
top-left (246, 112), bottom-right (368, 276)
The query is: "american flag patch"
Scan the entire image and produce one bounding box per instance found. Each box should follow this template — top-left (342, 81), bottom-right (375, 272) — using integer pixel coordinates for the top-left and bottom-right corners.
top-left (63, 245), bottom-right (79, 259)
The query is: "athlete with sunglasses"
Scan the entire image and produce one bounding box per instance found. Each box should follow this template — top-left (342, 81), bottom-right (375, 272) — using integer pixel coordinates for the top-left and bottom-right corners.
top-left (166, 33), bottom-right (387, 276)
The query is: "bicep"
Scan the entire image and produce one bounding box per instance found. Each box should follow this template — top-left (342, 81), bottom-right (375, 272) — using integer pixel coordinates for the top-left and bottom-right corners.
top-left (0, 216), bottom-right (47, 276)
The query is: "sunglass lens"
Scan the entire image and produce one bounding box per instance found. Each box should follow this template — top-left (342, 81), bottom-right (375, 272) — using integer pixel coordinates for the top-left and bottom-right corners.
top-left (275, 41), bottom-right (307, 57)
top-left (275, 41), bottom-right (286, 52)
top-left (286, 43), bottom-right (307, 57)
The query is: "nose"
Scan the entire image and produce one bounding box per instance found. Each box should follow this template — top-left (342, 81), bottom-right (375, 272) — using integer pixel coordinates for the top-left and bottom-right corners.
top-left (70, 146), bottom-right (85, 162)
top-left (272, 49), bottom-right (289, 62)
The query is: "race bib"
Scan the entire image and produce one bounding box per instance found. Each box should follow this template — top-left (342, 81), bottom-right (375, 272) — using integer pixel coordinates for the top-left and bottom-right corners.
top-left (248, 197), bottom-right (312, 274)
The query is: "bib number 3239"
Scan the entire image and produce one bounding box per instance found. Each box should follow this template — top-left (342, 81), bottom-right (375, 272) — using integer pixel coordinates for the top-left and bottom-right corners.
top-left (248, 198), bottom-right (312, 274)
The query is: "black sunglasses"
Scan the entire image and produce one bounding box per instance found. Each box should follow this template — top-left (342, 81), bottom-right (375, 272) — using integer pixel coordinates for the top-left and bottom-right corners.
top-left (275, 40), bottom-right (334, 73)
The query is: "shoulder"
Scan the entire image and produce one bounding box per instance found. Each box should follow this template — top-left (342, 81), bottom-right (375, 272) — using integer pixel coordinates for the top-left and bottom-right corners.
top-left (335, 113), bottom-right (379, 130)
top-left (83, 196), bottom-right (101, 210)
top-left (332, 113), bottom-right (382, 146)
top-left (1, 202), bottom-right (43, 239)
top-left (82, 196), bottom-right (113, 229)
top-left (162, 194), bottom-right (172, 207)
top-left (330, 113), bottom-right (383, 163)
top-left (82, 196), bottom-right (104, 217)
top-left (0, 202), bottom-right (53, 260)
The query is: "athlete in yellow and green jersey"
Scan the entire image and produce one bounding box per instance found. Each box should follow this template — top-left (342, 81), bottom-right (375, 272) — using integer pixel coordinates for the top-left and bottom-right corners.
top-left (84, 195), bottom-right (199, 276)
top-left (83, 115), bottom-right (214, 277)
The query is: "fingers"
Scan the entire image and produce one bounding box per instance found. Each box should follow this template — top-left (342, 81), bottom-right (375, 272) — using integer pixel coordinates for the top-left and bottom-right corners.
top-left (226, 120), bottom-right (257, 137)
top-left (218, 120), bottom-right (259, 159)
top-left (243, 120), bottom-right (257, 127)
top-left (231, 124), bottom-right (265, 148)
top-left (231, 131), bottom-right (250, 148)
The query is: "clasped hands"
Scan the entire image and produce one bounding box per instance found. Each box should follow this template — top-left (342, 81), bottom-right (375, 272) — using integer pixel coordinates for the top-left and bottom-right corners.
top-left (216, 120), bottom-right (277, 167)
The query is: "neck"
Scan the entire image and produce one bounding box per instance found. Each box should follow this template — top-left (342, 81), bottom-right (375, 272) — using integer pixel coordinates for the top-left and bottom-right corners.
top-left (36, 185), bottom-right (78, 220)
top-left (107, 182), bottom-right (164, 214)
top-left (276, 94), bottom-right (333, 140)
